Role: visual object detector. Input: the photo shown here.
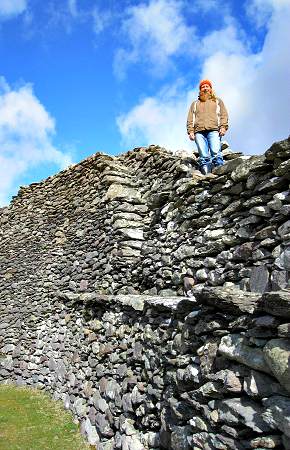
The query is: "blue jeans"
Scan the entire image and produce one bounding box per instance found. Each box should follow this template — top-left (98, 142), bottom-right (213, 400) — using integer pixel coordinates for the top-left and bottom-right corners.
top-left (195, 131), bottom-right (224, 167)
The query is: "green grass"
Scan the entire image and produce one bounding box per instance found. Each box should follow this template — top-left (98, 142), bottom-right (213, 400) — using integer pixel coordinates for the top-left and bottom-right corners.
top-left (0, 384), bottom-right (91, 450)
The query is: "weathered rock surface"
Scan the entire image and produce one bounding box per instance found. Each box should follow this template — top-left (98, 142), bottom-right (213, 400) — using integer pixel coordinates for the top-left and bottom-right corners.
top-left (262, 290), bottom-right (290, 318)
top-left (219, 334), bottom-right (271, 373)
top-left (264, 338), bottom-right (290, 393)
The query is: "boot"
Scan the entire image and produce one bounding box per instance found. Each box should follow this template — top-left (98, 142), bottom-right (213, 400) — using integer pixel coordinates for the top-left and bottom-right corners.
top-left (200, 164), bottom-right (211, 175)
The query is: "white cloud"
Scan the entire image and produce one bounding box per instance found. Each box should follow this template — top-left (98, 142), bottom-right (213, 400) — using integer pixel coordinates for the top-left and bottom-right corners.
top-left (67, 0), bottom-right (78, 18)
top-left (118, 82), bottom-right (194, 152)
top-left (246, 0), bottom-right (273, 28)
top-left (246, 0), bottom-right (289, 28)
top-left (64, 2), bottom-right (112, 36)
top-left (114, 0), bottom-right (195, 78)
top-left (92, 6), bottom-right (111, 35)
top-left (0, 78), bottom-right (72, 205)
top-left (200, 20), bottom-right (248, 57)
top-left (118, 2), bottom-right (290, 156)
top-left (192, 0), bottom-right (220, 12)
top-left (0, 0), bottom-right (27, 18)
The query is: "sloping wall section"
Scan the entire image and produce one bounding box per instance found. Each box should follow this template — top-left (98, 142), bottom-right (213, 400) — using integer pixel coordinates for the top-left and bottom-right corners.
top-left (0, 137), bottom-right (290, 449)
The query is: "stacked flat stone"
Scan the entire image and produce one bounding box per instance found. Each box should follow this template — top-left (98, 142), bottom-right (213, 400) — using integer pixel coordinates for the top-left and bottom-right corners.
top-left (0, 137), bottom-right (289, 449)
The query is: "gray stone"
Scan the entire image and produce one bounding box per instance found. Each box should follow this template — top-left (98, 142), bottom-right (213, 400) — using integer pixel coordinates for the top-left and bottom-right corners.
top-left (252, 315), bottom-right (279, 328)
top-left (196, 287), bottom-right (260, 314)
top-left (189, 432), bottom-right (242, 450)
top-left (249, 206), bottom-right (272, 217)
top-left (195, 269), bottom-right (208, 281)
top-left (278, 323), bottom-right (290, 337)
top-left (174, 245), bottom-right (195, 260)
top-left (263, 290), bottom-right (290, 318)
top-left (219, 334), bottom-right (271, 374)
top-left (171, 426), bottom-right (191, 450)
top-left (93, 393), bottom-right (109, 413)
top-left (1, 356), bottom-right (13, 370)
top-left (105, 379), bottom-right (121, 400)
top-left (142, 432), bottom-right (160, 448)
top-left (122, 393), bottom-right (134, 413)
top-left (119, 228), bottom-right (144, 240)
top-left (119, 247), bottom-right (141, 257)
top-left (265, 137), bottom-right (290, 160)
top-left (74, 397), bottom-right (87, 417)
top-left (281, 204), bottom-right (290, 216)
top-left (271, 270), bottom-right (289, 290)
top-left (278, 221), bottom-right (290, 240)
top-left (233, 242), bottom-right (255, 261)
top-left (247, 435), bottom-right (282, 448)
top-left (249, 265), bottom-right (270, 293)
top-left (83, 417), bottom-right (99, 445)
top-left (95, 413), bottom-right (114, 437)
top-left (244, 370), bottom-right (286, 398)
top-left (208, 269), bottom-right (225, 286)
top-left (105, 184), bottom-right (142, 201)
top-left (121, 434), bottom-right (144, 450)
top-left (97, 439), bottom-right (115, 450)
top-left (1, 344), bottom-right (15, 354)
top-left (213, 157), bottom-right (247, 175)
top-left (262, 395), bottom-right (290, 439)
top-left (213, 397), bottom-right (271, 432)
top-left (113, 219), bottom-right (143, 229)
top-left (255, 225), bottom-right (277, 240)
top-left (256, 177), bottom-right (287, 193)
top-left (120, 418), bottom-right (138, 436)
top-left (263, 338), bottom-right (290, 393)
top-left (231, 155), bottom-right (265, 181)
top-left (275, 248), bottom-right (290, 269)
top-left (213, 370), bottom-right (242, 393)
top-left (274, 158), bottom-right (290, 177)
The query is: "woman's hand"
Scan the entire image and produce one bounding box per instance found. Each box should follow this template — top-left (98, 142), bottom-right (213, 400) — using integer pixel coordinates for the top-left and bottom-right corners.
top-left (219, 126), bottom-right (226, 136)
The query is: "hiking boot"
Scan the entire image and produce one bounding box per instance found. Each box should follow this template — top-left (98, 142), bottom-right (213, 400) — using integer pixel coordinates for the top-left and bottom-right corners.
top-left (200, 164), bottom-right (211, 175)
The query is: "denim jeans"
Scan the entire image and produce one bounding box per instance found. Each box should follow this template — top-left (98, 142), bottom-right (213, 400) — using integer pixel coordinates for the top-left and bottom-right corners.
top-left (195, 130), bottom-right (224, 167)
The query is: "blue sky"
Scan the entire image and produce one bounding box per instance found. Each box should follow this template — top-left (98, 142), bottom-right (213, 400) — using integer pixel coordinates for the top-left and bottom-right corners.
top-left (0, 0), bottom-right (289, 205)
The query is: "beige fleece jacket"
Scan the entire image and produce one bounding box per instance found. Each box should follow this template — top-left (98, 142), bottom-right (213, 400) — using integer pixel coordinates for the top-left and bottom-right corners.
top-left (187, 97), bottom-right (229, 135)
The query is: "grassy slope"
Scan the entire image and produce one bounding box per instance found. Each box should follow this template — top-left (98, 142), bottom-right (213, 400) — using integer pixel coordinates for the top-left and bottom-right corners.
top-left (0, 385), bottom-right (91, 450)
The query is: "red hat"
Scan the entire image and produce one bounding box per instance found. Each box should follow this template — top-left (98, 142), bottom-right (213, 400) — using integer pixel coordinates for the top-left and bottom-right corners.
top-left (199, 79), bottom-right (212, 89)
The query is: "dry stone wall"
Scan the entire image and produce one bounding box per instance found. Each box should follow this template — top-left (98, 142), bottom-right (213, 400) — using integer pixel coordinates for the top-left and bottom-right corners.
top-left (0, 137), bottom-right (290, 449)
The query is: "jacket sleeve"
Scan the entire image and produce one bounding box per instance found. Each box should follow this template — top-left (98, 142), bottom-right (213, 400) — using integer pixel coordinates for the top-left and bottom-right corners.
top-left (219, 98), bottom-right (229, 130)
top-left (186, 102), bottom-right (195, 134)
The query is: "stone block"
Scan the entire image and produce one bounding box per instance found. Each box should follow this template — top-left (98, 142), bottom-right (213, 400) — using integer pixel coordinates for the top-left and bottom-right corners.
top-left (271, 270), bottom-right (288, 290)
top-left (262, 290), bottom-right (290, 318)
top-left (249, 265), bottom-right (269, 293)
top-left (219, 334), bottom-right (270, 374)
top-left (264, 339), bottom-right (290, 393)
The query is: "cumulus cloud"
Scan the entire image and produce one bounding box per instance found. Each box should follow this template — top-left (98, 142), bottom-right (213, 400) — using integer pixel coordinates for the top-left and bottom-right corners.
top-left (118, 1), bottom-right (290, 155)
top-left (118, 82), bottom-right (194, 152)
top-left (0, 78), bottom-right (72, 205)
top-left (114, 0), bottom-right (196, 78)
top-left (0, 0), bottom-right (27, 18)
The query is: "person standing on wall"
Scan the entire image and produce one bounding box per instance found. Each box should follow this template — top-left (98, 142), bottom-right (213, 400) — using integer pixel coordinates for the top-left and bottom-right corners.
top-left (187, 79), bottom-right (229, 175)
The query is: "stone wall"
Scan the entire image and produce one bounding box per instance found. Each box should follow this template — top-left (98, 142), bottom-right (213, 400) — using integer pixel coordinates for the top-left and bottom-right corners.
top-left (0, 137), bottom-right (290, 449)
